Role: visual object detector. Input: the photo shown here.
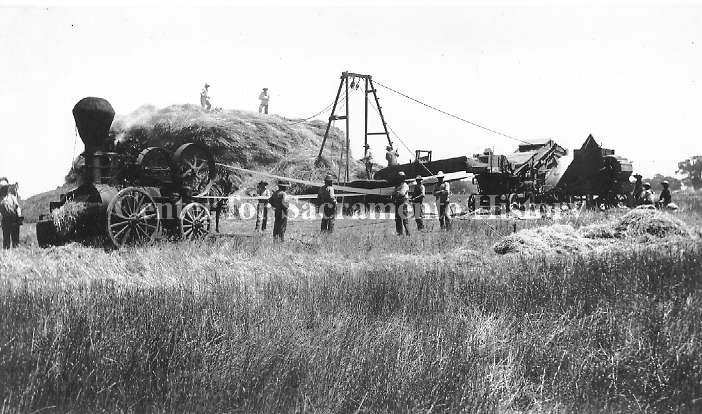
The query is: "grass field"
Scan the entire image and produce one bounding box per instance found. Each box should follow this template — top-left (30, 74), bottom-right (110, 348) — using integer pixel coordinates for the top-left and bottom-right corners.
top-left (1, 193), bottom-right (701, 413)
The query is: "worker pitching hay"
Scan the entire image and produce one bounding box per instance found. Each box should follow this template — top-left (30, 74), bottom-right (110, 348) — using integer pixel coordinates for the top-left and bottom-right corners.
top-left (494, 209), bottom-right (696, 255)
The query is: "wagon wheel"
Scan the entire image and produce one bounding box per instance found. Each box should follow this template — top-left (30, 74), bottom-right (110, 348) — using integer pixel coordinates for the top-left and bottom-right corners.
top-left (174, 143), bottom-right (215, 196)
top-left (179, 202), bottom-right (211, 240)
top-left (106, 187), bottom-right (160, 248)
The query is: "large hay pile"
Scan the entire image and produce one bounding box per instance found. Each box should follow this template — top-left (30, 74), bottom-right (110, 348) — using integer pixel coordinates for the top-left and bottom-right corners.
top-left (494, 209), bottom-right (696, 255)
top-left (67, 104), bottom-right (366, 191)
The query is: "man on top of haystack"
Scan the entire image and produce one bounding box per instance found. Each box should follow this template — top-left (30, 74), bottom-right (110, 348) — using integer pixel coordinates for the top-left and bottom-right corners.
top-left (258, 87), bottom-right (270, 114)
top-left (200, 83), bottom-right (211, 111)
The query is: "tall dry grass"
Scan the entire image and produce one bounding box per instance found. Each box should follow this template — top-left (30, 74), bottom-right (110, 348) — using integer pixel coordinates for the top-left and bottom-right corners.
top-left (0, 196), bottom-right (701, 413)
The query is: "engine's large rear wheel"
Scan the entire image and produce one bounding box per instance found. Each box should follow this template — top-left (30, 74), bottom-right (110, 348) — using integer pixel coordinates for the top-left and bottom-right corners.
top-left (106, 187), bottom-right (160, 248)
top-left (174, 143), bottom-right (215, 196)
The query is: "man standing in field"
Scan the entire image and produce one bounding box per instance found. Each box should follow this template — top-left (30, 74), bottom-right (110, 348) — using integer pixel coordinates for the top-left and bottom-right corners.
top-left (317, 174), bottom-right (337, 233)
top-left (255, 181), bottom-right (271, 232)
top-left (657, 181), bottom-right (672, 208)
top-left (200, 83), bottom-right (211, 111)
top-left (433, 171), bottom-right (452, 230)
top-left (258, 88), bottom-right (270, 114)
top-left (631, 173), bottom-right (643, 206)
top-left (268, 181), bottom-right (290, 241)
top-left (411, 175), bottom-right (425, 230)
top-left (362, 149), bottom-right (374, 179)
top-left (0, 178), bottom-right (22, 249)
top-left (392, 171), bottom-right (410, 236)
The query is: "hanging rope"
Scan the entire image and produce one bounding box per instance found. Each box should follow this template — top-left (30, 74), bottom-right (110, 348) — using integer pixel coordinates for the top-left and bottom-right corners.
top-left (367, 99), bottom-right (435, 177)
top-left (373, 79), bottom-right (531, 145)
top-left (286, 90), bottom-right (347, 125)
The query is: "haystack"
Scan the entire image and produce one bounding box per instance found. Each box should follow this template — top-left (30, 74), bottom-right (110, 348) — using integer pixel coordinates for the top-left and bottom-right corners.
top-left (611, 209), bottom-right (692, 240)
top-left (68, 104), bottom-right (366, 191)
top-left (493, 224), bottom-right (597, 255)
top-left (494, 209), bottom-right (696, 255)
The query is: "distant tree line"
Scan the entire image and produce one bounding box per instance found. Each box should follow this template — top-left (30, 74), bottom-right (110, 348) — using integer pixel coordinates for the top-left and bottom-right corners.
top-left (677, 155), bottom-right (702, 190)
top-left (642, 174), bottom-right (682, 191)
top-left (642, 155), bottom-right (701, 192)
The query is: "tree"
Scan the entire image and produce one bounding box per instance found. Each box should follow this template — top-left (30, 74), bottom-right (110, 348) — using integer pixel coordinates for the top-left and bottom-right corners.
top-left (644, 174), bottom-right (682, 191)
top-left (677, 156), bottom-right (702, 190)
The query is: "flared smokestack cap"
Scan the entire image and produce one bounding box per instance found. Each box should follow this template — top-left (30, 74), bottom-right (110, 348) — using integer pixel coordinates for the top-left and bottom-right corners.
top-left (72, 97), bottom-right (115, 154)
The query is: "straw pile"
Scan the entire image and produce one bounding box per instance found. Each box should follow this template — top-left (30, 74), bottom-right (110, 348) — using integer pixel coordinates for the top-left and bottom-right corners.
top-left (105, 104), bottom-right (366, 190)
top-left (51, 201), bottom-right (103, 238)
top-left (493, 224), bottom-right (601, 255)
top-left (494, 209), bottom-right (695, 255)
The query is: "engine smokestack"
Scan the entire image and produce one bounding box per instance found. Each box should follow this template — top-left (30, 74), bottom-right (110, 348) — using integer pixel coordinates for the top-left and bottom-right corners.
top-left (72, 97), bottom-right (116, 184)
top-left (72, 97), bottom-right (115, 155)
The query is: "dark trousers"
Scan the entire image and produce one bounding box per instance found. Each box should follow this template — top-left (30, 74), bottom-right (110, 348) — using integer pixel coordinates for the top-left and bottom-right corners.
top-left (321, 205), bottom-right (336, 233)
top-left (273, 209), bottom-right (287, 241)
top-left (259, 103), bottom-right (269, 114)
top-left (395, 203), bottom-right (410, 236)
top-left (413, 202), bottom-right (424, 230)
top-left (2, 224), bottom-right (20, 249)
top-left (255, 203), bottom-right (268, 231)
top-left (438, 202), bottom-right (452, 230)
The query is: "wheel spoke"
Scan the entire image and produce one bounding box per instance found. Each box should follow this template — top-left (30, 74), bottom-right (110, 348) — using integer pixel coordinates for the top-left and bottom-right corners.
top-left (119, 227), bottom-right (132, 246)
top-left (132, 192), bottom-right (144, 215)
top-left (110, 220), bottom-right (129, 229)
top-left (112, 222), bottom-right (130, 241)
top-left (135, 223), bottom-right (150, 241)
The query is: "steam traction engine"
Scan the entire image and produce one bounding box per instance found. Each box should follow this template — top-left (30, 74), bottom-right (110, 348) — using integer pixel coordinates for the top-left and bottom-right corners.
top-left (36, 97), bottom-right (217, 248)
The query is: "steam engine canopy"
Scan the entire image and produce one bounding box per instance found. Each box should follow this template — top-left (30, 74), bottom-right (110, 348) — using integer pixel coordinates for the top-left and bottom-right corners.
top-left (72, 97), bottom-right (115, 153)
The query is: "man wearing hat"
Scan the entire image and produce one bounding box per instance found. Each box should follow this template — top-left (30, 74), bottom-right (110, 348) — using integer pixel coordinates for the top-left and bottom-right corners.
top-left (640, 182), bottom-right (655, 205)
top-left (392, 171), bottom-right (410, 236)
top-left (200, 83), bottom-right (211, 111)
top-left (258, 87), bottom-right (270, 114)
top-left (385, 145), bottom-right (399, 167)
top-left (268, 181), bottom-right (290, 241)
top-left (657, 180), bottom-right (672, 208)
top-left (317, 174), bottom-right (338, 233)
top-left (410, 175), bottom-right (425, 230)
top-left (631, 173), bottom-right (643, 206)
top-left (433, 171), bottom-right (452, 230)
top-left (0, 178), bottom-right (22, 249)
top-left (255, 180), bottom-right (271, 232)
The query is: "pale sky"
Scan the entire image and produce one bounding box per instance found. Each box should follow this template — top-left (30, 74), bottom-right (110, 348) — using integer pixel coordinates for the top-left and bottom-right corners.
top-left (1, 1), bottom-right (701, 197)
